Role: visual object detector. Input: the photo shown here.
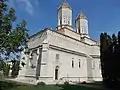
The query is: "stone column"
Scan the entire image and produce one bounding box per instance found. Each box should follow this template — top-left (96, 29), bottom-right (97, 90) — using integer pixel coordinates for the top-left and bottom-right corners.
top-left (86, 55), bottom-right (93, 81)
top-left (40, 43), bottom-right (49, 77)
top-left (36, 47), bottom-right (42, 80)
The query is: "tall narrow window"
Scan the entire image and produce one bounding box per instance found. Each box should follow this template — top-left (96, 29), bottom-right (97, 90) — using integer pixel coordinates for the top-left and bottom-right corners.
top-left (68, 20), bottom-right (70, 24)
top-left (81, 28), bottom-right (84, 33)
top-left (68, 17), bottom-right (70, 24)
top-left (92, 60), bottom-right (95, 69)
top-left (64, 18), bottom-right (66, 23)
top-left (79, 59), bottom-right (81, 68)
top-left (60, 20), bottom-right (61, 25)
top-left (56, 54), bottom-right (59, 60)
top-left (72, 61), bottom-right (74, 68)
top-left (72, 58), bottom-right (74, 68)
top-left (56, 54), bottom-right (59, 63)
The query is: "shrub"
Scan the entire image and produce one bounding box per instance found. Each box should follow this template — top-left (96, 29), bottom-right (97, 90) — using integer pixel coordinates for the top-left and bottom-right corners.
top-left (37, 81), bottom-right (46, 86)
top-left (64, 81), bottom-right (69, 85)
top-left (81, 81), bottom-right (87, 84)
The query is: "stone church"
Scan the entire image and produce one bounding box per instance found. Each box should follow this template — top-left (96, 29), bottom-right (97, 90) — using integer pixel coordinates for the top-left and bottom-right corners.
top-left (16, 1), bottom-right (102, 84)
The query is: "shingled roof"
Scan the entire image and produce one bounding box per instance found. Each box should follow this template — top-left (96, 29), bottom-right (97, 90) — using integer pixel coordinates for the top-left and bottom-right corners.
top-left (76, 11), bottom-right (87, 20)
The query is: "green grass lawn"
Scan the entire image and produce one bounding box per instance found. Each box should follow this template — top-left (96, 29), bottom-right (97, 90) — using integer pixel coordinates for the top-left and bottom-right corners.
top-left (0, 80), bottom-right (106, 90)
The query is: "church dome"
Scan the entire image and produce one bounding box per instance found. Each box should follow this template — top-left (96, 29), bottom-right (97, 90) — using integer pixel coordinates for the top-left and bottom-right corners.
top-left (76, 11), bottom-right (87, 20)
top-left (58, 0), bottom-right (72, 10)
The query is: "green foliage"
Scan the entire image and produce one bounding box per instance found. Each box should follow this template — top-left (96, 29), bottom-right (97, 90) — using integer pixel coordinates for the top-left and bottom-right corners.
top-left (0, 0), bottom-right (29, 60)
top-left (0, 60), bottom-right (10, 77)
top-left (0, 60), bottom-right (4, 71)
top-left (100, 31), bottom-right (120, 89)
top-left (3, 62), bottom-right (10, 77)
top-left (11, 60), bottom-right (20, 78)
top-left (64, 81), bottom-right (69, 85)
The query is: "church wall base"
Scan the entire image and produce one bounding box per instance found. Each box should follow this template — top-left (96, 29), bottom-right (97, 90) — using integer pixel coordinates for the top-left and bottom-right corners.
top-left (13, 76), bottom-right (102, 85)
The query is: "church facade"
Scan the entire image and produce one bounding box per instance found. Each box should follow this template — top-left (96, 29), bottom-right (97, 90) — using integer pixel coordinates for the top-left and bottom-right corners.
top-left (16, 1), bottom-right (102, 84)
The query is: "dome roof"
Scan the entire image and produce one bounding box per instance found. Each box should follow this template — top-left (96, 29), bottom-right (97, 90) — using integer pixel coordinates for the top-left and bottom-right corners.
top-left (58, 0), bottom-right (72, 10)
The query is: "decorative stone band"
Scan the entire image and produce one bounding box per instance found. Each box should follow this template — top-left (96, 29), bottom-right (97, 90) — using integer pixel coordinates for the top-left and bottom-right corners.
top-left (62, 77), bottom-right (102, 78)
top-left (49, 44), bottom-right (100, 58)
top-left (25, 75), bottom-right (37, 78)
top-left (38, 77), bottom-right (53, 78)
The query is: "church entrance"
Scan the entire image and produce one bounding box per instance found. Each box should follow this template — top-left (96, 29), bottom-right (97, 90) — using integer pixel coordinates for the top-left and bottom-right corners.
top-left (55, 69), bottom-right (58, 80)
top-left (55, 66), bottom-right (59, 80)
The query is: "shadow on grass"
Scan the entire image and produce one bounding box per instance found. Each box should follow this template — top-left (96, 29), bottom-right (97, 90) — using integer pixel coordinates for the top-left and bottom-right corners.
top-left (58, 84), bottom-right (104, 90)
top-left (0, 80), bottom-right (27, 90)
top-left (0, 80), bottom-right (105, 90)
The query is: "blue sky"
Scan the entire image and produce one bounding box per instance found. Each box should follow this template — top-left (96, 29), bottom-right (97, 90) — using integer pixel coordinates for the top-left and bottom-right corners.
top-left (8, 0), bottom-right (120, 40)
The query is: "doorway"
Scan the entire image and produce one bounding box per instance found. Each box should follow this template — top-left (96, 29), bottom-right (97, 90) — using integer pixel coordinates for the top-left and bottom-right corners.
top-left (55, 68), bottom-right (58, 80)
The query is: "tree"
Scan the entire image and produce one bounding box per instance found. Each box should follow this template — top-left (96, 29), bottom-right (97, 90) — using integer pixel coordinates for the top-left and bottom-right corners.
top-left (0, 60), bottom-right (4, 71)
top-left (100, 33), bottom-right (110, 84)
top-left (0, 0), bottom-right (29, 60)
top-left (100, 32), bottom-right (120, 89)
top-left (11, 60), bottom-right (20, 78)
top-left (2, 62), bottom-right (10, 77)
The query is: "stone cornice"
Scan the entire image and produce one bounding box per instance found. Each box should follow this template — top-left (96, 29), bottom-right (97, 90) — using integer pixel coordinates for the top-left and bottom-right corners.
top-left (57, 24), bottom-right (73, 29)
top-left (83, 36), bottom-right (99, 43)
top-left (28, 28), bottom-right (99, 47)
top-left (29, 45), bottom-right (42, 51)
top-left (49, 44), bottom-right (87, 57)
top-left (57, 26), bottom-right (80, 36)
top-left (29, 29), bottom-right (47, 39)
top-left (48, 29), bottom-right (99, 47)
top-left (57, 26), bottom-right (98, 43)
top-left (90, 55), bottom-right (100, 59)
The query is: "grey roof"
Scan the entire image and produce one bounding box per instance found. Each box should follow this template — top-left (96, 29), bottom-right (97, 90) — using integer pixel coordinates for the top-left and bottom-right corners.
top-left (76, 11), bottom-right (87, 20)
top-left (58, 1), bottom-right (72, 10)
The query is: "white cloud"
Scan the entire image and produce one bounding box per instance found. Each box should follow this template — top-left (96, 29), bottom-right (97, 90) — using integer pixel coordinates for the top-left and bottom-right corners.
top-left (35, 0), bottom-right (39, 6)
top-left (17, 0), bottom-right (34, 15)
top-left (8, 0), bottom-right (39, 16)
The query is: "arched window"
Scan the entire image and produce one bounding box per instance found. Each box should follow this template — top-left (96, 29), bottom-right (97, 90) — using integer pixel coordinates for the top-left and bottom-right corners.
top-left (68, 17), bottom-right (70, 25)
top-left (68, 20), bottom-right (70, 25)
top-left (60, 19), bottom-right (62, 25)
top-left (55, 66), bottom-right (59, 80)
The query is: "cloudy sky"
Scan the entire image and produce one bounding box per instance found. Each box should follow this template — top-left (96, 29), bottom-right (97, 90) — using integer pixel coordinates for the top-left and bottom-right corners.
top-left (8, 0), bottom-right (120, 40)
